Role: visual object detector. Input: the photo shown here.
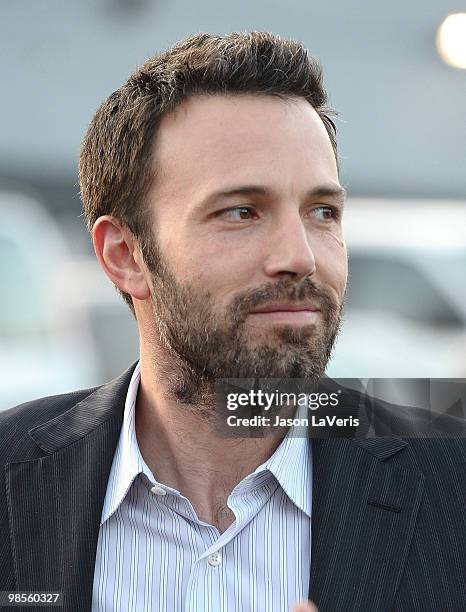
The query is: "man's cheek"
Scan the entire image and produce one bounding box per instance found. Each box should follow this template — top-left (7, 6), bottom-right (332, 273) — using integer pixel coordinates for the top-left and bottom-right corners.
top-left (315, 242), bottom-right (347, 283)
top-left (320, 230), bottom-right (346, 251)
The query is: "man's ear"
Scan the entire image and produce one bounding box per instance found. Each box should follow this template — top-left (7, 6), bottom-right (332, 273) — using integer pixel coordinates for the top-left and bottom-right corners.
top-left (92, 215), bottom-right (151, 301)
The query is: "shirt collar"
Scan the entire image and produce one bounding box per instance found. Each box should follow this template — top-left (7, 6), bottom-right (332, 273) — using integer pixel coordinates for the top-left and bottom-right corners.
top-left (100, 361), bottom-right (152, 524)
top-left (250, 403), bottom-right (312, 518)
top-left (101, 361), bottom-right (312, 524)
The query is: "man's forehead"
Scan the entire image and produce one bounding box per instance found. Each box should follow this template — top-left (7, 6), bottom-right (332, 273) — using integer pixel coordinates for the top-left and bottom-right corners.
top-left (152, 93), bottom-right (338, 194)
top-left (155, 93), bottom-right (332, 158)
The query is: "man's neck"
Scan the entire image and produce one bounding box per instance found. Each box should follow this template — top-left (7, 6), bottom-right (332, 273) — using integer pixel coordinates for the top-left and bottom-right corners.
top-left (135, 357), bottom-right (284, 533)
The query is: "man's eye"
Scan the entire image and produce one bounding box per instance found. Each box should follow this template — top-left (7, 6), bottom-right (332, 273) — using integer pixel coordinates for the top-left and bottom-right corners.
top-left (219, 206), bottom-right (256, 221)
top-left (312, 206), bottom-right (337, 221)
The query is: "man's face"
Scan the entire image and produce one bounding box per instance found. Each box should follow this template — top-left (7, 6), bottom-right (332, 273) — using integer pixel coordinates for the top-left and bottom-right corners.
top-left (143, 94), bottom-right (347, 401)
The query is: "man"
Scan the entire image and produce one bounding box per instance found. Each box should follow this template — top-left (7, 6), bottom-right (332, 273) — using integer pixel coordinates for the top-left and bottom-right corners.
top-left (0, 32), bottom-right (464, 612)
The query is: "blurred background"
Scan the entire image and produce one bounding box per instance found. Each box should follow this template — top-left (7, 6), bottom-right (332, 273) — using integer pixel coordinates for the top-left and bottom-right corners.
top-left (1, 1), bottom-right (465, 409)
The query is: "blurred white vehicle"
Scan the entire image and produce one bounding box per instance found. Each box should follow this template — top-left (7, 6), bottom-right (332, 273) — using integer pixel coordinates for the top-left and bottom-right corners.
top-left (0, 190), bottom-right (101, 409)
top-left (327, 198), bottom-right (466, 378)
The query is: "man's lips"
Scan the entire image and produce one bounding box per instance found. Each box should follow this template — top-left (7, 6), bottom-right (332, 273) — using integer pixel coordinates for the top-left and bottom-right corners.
top-left (247, 301), bottom-right (321, 324)
top-left (249, 301), bottom-right (320, 313)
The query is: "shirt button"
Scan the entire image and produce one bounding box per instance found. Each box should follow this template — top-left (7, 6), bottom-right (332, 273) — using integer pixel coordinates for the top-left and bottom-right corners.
top-left (150, 485), bottom-right (166, 496)
top-left (207, 551), bottom-right (222, 567)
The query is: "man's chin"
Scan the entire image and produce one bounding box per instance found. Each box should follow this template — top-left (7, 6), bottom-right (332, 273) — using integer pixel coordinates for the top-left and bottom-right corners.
top-left (214, 348), bottom-right (327, 380)
top-left (241, 322), bottom-right (324, 351)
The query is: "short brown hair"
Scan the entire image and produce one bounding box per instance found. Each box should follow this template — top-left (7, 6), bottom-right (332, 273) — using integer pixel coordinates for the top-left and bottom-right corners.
top-left (79, 31), bottom-right (338, 314)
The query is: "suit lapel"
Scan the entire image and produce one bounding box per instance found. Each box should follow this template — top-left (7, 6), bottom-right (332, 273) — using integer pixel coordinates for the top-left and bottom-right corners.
top-left (6, 364), bottom-right (137, 611)
top-left (309, 437), bottom-right (425, 612)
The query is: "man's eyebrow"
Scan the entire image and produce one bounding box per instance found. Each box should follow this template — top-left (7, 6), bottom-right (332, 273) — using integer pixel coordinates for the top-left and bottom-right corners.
top-left (195, 183), bottom-right (347, 211)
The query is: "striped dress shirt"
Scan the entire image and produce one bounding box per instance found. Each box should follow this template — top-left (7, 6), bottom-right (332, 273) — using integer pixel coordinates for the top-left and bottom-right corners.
top-left (91, 362), bottom-right (312, 612)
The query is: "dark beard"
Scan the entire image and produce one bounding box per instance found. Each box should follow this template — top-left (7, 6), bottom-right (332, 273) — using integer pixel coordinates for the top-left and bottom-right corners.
top-left (144, 241), bottom-right (344, 406)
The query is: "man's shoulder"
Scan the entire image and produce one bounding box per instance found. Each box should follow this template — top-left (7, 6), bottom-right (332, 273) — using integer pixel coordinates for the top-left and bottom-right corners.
top-left (325, 378), bottom-right (466, 440)
top-left (372, 394), bottom-right (466, 439)
top-left (0, 385), bottom-right (102, 463)
top-left (1, 385), bottom-right (101, 424)
top-left (0, 362), bottom-right (138, 465)
top-left (401, 436), bottom-right (466, 464)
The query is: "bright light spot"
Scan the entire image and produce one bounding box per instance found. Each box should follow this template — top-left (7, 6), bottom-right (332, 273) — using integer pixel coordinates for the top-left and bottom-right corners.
top-left (436, 13), bottom-right (466, 69)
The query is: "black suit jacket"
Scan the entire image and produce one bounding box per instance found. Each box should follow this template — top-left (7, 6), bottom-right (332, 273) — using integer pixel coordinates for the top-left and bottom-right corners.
top-left (1, 363), bottom-right (465, 611)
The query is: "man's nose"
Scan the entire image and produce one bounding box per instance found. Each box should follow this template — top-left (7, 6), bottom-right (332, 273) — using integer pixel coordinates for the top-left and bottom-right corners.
top-left (263, 214), bottom-right (316, 281)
